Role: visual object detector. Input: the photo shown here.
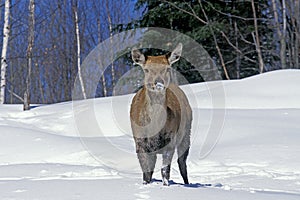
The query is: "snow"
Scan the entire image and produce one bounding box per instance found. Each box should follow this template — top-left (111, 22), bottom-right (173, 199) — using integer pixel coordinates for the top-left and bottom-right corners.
top-left (0, 69), bottom-right (300, 199)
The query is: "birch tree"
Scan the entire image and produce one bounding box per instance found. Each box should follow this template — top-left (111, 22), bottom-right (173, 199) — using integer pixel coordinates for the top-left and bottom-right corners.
top-left (0, 0), bottom-right (10, 104)
top-left (24, 0), bottom-right (35, 110)
top-left (73, 0), bottom-right (86, 99)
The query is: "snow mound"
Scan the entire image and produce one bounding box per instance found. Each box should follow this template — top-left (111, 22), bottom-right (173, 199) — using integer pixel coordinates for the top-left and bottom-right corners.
top-left (0, 69), bottom-right (300, 199)
top-left (190, 69), bottom-right (300, 109)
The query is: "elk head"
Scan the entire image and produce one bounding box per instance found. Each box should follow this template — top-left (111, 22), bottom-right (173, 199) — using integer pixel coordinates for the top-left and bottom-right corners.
top-left (132, 43), bottom-right (182, 93)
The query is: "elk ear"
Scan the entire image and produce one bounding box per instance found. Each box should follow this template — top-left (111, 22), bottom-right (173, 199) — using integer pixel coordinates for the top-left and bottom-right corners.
top-left (132, 48), bottom-right (146, 66)
top-left (168, 43), bottom-right (182, 65)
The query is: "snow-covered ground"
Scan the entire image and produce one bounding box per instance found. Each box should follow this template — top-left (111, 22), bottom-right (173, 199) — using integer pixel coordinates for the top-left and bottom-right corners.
top-left (0, 69), bottom-right (300, 200)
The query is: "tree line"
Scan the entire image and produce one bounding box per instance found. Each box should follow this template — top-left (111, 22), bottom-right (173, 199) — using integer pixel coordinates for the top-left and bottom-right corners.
top-left (0, 0), bottom-right (299, 105)
top-left (0, 0), bottom-right (139, 105)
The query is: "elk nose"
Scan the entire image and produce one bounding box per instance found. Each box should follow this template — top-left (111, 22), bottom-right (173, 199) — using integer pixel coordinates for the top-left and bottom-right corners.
top-left (155, 77), bottom-right (164, 86)
top-left (155, 78), bottom-right (165, 90)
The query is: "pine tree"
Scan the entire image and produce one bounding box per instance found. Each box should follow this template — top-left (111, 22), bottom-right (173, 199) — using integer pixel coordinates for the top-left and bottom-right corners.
top-left (121, 0), bottom-right (272, 80)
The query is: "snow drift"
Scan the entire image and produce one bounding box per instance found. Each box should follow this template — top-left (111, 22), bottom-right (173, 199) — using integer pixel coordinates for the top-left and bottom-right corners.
top-left (0, 69), bottom-right (300, 200)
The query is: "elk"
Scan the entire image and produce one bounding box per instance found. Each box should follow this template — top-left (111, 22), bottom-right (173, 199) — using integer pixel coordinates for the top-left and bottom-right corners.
top-left (130, 43), bottom-right (192, 186)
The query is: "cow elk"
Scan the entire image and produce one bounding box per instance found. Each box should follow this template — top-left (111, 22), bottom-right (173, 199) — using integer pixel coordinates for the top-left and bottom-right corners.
top-left (130, 44), bottom-right (192, 186)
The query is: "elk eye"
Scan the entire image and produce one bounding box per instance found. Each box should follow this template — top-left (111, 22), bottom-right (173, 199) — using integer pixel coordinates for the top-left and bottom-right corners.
top-left (144, 69), bottom-right (149, 73)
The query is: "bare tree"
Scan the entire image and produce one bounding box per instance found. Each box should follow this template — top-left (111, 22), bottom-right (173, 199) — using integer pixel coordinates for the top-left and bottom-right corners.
top-left (0, 0), bottom-right (10, 104)
top-left (24, 0), bottom-right (35, 111)
top-left (97, 16), bottom-right (108, 97)
top-left (60, 0), bottom-right (71, 101)
top-left (72, 0), bottom-right (87, 99)
top-left (285, 0), bottom-right (300, 69)
top-left (105, 0), bottom-right (116, 93)
top-left (281, 0), bottom-right (287, 68)
top-left (295, 0), bottom-right (300, 68)
top-left (251, 0), bottom-right (265, 73)
top-left (272, 0), bottom-right (287, 69)
top-left (234, 17), bottom-right (241, 79)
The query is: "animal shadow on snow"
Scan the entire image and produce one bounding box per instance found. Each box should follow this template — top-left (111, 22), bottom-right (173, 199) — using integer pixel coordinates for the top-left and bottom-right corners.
top-left (151, 179), bottom-right (222, 188)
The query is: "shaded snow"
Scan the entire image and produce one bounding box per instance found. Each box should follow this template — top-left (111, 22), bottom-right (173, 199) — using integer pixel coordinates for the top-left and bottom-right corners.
top-left (0, 69), bottom-right (300, 199)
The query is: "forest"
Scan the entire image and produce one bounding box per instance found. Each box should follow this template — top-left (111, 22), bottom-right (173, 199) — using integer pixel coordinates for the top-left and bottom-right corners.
top-left (0, 0), bottom-right (299, 104)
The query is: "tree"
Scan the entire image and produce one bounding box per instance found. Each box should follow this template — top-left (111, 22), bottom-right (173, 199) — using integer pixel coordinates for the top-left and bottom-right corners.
top-left (272, 0), bottom-right (287, 69)
top-left (105, 0), bottom-right (116, 95)
top-left (285, 0), bottom-right (300, 69)
top-left (1, 0), bottom-right (144, 103)
top-left (121, 0), bottom-right (270, 80)
top-left (294, 0), bottom-right (300, 68)
top-left (24, 0), bottom-right (35, 111)
top-left (72, 0), bottom-right (87, 99)
top-left (97, 15), bottom-right (108, 97)
top-left (251, 0), bottom-right (265, 73)
top-left (0, 0), bottom-right (10, 104)
top-left (198, 0), bottom-right (230, 80)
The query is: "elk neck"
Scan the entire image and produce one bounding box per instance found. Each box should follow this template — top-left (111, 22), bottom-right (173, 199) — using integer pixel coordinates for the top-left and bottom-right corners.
top-left (145, 88), bottom-right (167, 108)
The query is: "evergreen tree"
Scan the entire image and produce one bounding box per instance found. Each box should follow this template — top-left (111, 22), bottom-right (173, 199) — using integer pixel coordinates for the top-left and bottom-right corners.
top-left (120, 0), bottom-right (272, 80)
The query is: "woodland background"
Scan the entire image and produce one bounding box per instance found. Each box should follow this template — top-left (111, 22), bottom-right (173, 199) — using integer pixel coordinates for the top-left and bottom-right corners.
top-left (0, 0), bottom-right (299, 104)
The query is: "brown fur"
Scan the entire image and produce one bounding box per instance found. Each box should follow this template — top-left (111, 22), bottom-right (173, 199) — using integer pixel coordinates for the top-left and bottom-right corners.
top-left (146, 55), bottom-right (170, 65)
top-left (130, 44), bottom-right (192, 185)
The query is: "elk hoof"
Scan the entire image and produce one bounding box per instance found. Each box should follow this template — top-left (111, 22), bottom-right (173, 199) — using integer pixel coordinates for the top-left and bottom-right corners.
top-left (162, 178), bottom-right (169, 186)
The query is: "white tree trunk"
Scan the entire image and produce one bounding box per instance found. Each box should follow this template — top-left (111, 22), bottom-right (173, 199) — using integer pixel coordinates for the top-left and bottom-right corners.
top-left (73, 2), bottom-right (86, 99)
top-left (0, 0), bottom-right (10, 104)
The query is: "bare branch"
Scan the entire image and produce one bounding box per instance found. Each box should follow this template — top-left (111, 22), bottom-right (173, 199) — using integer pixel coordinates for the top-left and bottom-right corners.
top-left (220, 31), bottom-right (243, 54)
top-left (162, 0), bottom-right (207, 25)
top-left (203, 0), bottom-right (265, 21)
top-left (244, 56), bottom-right (257, 63)
top-left (239, 32), bottom-right (254, 45)
top-left (7, 88), bottom-right (24, 102)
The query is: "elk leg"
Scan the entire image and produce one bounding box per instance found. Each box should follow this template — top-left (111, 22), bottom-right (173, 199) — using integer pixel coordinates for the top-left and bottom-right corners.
top-left (177, 147), bottom-right (190, 184)
top-left (161, 149), bottom-right (175, 186)
top-left (138, 153), bottom-right (157, 184)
